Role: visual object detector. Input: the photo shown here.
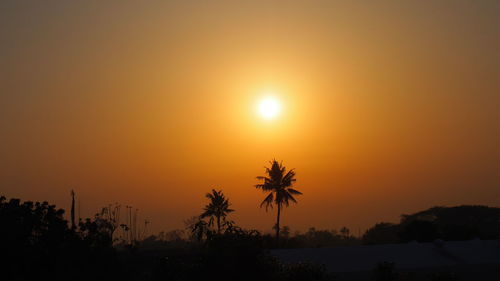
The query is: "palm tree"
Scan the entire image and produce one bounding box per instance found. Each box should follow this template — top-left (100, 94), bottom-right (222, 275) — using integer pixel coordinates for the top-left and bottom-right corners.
top-left (200, 189), bottom-right (234, 234)
top-left (340, 226), bottom-right (350, 239)
top-left (255, 159), bottom-right (302, 242)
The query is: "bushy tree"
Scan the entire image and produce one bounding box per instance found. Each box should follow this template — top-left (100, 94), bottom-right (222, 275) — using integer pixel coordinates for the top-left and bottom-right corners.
top-left (0, 196), bottom-right (121, 281)
top-left (363, 223), bottom-right (400, 245)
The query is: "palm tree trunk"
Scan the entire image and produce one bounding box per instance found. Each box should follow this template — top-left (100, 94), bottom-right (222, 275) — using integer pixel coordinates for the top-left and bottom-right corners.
top-left (217, 216), bottom-right (221, 234)
top-left (276, 203), bottom-right (281, 243)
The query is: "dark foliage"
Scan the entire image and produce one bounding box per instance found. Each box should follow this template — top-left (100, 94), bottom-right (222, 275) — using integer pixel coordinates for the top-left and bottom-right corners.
top-left (363, 205), bottom-right (500, 244)
top-left (150, 224), bottom-right (336, 281)
top-left (292, 227), bottom-right (360, 248)
top-left (363, 223), bottom-right (401, 245)
top-left (399, 220), bottom-right (439, 243)
top-left (0, 196), bottom-right (121, 281)
top-left (2, 194), bottom-right (496, 281)
top-left (401, 205), bottom-right (500, 241)
top-left (0, 194), bottom-right (335, 281)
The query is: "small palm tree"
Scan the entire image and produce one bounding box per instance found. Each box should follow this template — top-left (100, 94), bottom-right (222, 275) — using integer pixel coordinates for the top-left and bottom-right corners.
top-left (200, 189), bottom-right (234, 234)
top-left (340, 226), bottom-right (350, 239)
top-left (256, 159), bottom-right (302, 241)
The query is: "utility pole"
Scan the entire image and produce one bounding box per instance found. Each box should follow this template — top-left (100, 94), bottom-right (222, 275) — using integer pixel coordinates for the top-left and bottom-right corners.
top-left (70, 190), bottom-right (76, 230)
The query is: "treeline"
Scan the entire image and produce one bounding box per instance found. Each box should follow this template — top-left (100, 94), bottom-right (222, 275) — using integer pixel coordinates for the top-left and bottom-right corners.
top-left (141, 225), bottom-right (360, 250)
top-left (143, 205), bottom-right (500, 249)
top-left (0, 195), bottom-right (336, 281)
top-left (143, 201), bottom-right (500, 250)
top-left (2, 194), bottom-right (500, 281)
top-left (363, 205), bottom-right (500, 244)
top-left (0, 196), bottom-right (120, 281)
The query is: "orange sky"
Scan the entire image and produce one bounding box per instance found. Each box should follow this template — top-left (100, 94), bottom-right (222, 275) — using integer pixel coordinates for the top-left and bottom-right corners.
top-left (1, 1), bottom-right (499, 235)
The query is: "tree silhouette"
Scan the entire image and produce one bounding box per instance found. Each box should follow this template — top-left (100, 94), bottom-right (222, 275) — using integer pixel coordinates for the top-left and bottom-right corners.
top-left (185, 215), bottom-right (211, 241)
top-left (0, 196), bottom-right (120, 281)
top-left (255, 160), bottom-right (302, 242)
top-left (340, 226), bottom-right (350, 239)
top-left (200, 189), bottom-right (234, 234)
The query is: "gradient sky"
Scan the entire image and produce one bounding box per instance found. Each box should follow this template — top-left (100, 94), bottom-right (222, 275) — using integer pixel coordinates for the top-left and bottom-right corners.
top-left (1, 0), bottom-right (499, 235)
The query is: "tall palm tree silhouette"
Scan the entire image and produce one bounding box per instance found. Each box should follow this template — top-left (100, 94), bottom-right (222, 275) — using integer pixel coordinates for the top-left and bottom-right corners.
top-left (256, 160), bottom-right (302, 242)
top-left (200, 189), bottom-right (234, 234)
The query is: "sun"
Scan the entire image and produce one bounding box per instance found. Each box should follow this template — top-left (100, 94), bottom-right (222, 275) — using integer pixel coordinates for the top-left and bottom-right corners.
top-left (257, 96), bottom-right (281, 120)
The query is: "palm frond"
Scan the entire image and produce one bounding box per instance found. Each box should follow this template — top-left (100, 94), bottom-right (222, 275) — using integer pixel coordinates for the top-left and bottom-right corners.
top-left (287, 188), bottom-right (302, 195)
top-left (286, 192), bottom-right (297, 204)
top-left (260, 193), bottom-right (274, 211)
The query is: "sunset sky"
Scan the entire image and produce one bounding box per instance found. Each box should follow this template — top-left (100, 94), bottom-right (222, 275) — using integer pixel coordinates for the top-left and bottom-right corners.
top-left (1, 1), bottom-right (499, 234)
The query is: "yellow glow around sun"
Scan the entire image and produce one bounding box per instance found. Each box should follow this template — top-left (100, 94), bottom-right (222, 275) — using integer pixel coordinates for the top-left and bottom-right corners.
top-left (257, 96), bottom-right (281, 120)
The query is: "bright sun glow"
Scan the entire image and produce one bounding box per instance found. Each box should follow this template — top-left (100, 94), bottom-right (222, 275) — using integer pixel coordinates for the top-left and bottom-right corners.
top-left (257, 96), bottom-right (281, 120)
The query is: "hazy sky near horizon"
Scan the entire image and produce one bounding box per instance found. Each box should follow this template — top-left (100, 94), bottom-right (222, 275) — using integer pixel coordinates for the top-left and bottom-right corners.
top-left (1, 0), bottom-right (499, 234)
